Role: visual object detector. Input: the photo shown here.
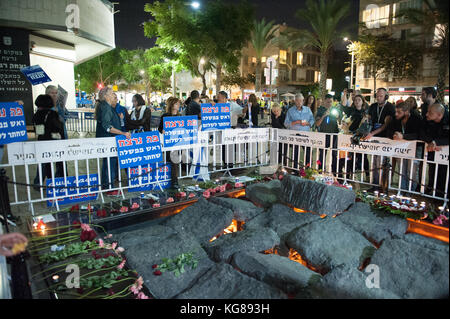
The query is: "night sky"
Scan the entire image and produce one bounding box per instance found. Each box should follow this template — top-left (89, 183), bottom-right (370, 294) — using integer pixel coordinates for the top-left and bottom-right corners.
top-left (113, 0), bottom-right (360, 50)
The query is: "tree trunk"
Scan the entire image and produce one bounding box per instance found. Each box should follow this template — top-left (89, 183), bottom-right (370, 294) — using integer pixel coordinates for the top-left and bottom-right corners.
top-left (255, 59), bottom-right (262, 93)
top-left (215, 63), bottom-right (222, 95)
top-left (319, 51), bottom-right (328, 100)
top-left (436, 53), bottom-right (448, 104)
top-left (201, 72), bottom-right (207, 97)
top-left (373, 73), bottom-right (377, 104)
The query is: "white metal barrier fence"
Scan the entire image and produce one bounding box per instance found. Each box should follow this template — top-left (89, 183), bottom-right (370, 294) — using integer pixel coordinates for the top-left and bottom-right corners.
top-left (66, 111), bottom-right (96, 136)
top-left (1, 128), bottom-right (272, 215)
top-left (272, 129), bottom-right (449, 204)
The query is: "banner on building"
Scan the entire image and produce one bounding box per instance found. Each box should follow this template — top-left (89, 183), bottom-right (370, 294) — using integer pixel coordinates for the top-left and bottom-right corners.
top-left (201, 103), bottom-right (231, 131)
top-left (0, 102), bottom-right (27, 145)
top-left (163, 115), bottom-right (198, 150)
top-left (46, 174), bottom-right (99, 207)
top-left (116, 131), bottom-right (163, 169)
top-left (0, 28), bottom-right (33, 125)
top-left (337, 135), bottom-right (417, 159)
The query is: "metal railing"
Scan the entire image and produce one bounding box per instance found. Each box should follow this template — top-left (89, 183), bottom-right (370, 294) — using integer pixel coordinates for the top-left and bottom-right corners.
top-left (1, 128), bottom-right (272, 215)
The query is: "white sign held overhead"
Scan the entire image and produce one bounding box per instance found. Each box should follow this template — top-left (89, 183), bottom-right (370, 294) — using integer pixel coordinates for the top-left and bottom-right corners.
top-left (266, 57), bottom-right (277, 68)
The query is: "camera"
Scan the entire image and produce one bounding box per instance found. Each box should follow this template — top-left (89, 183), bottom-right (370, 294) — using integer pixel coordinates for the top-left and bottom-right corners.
top-left (351, 113), bottom-right (372, 146)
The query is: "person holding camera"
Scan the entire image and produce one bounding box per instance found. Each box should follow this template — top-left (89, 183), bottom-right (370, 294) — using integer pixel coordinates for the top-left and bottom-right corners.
top-left (363, 88), bottom-right (395, 191)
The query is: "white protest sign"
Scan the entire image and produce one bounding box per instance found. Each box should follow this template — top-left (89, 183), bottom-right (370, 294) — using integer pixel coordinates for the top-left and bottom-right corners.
top-left (223, 128), bottom-right (270, 145)
top-left (337, 135), bottom-right (417, 159)
top-left (277, 130), bottom-right (327, 148)
top-left (431, 146), bottom-right (449, 164)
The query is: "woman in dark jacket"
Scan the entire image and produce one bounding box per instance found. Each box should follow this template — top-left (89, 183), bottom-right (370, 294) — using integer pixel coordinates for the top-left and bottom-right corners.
top-left (126, 94), bottom-right (152, 132)
top-left (32, 94), bottom-right (65, 188)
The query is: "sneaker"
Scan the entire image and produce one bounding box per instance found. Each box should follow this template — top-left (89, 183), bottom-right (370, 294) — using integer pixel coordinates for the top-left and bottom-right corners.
top-left (105, 190), bottom-right (121, 196)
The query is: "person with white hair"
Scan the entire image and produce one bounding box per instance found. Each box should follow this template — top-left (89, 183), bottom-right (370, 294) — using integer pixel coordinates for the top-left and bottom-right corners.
top-left (283, 93), bottom-right (315, 170)
top-left (95, 87), bottom-right (131, 195)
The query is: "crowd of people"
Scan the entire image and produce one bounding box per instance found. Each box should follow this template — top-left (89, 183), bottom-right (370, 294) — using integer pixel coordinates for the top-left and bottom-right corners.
top-left (23, 84), bottom-right (449, 199)
top-left (269, 87), bottom-right (449, 198)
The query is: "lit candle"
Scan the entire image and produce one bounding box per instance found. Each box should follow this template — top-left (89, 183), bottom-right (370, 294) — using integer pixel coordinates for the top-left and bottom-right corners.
top-left (215, 179), bottom-right (220, 184)
top-left (52, 275), bottom-right (59, 283)
top-left (33, 222), bottom-right (38, 230)
top-left (374, 191), bottom-right (379, 197)
top-left (438, 206), bottom-right (445, 212)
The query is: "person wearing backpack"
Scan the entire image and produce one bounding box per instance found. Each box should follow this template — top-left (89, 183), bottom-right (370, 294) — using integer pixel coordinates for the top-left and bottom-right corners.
top-left (32, 94), bottom-right (65, 189)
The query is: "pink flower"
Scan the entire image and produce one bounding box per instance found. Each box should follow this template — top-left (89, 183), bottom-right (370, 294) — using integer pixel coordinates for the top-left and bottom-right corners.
top-left (188, 193), bottom-right (196, 198)
top-left (131, 202), bottom-right (140, 210)
top-left (219, 185), bottom-right (227, 193)
top-left (130, 276), bottom-right (144, 295)
top-left (433, 214), bottom-right (448, 225)
top-left (117, 259), bottom-right (126, 270)
top-left (153, 270), bottom-right (162, 276)
top-left (203, 191), bottom-right (211, 199)
top-left (152, 203), bottom-right (160, 208)
top-left (235, 182), bottom-right (244, 188)
top-left (152, 264), bottom-right (158, 269)
top-left (98, 238), bottom-right (104, 248)
top-left (166, 197), bottom-right (174, 203)
top-left (214, 186), bottom-right (222, 193)
top-left (136, 292), bottom-right (149, 299)
top-left (316, 160), bottom-right (322, 166)
top-left (115, 247), bottom-right (125, 253)
top-left (120, 206), bottom-right (128, 213)
top-left (81, 224), bottom-right (92, 232)
top-left (111, 242), bottom-right (117, 250)
top-left (104, 234), bottom-right (113, 239)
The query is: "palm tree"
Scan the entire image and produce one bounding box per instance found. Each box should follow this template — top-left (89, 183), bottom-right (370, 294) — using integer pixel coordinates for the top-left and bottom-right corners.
top-left (281, 0), bottom-right (350, 99)
top-left (250, 18), bottom-right (278, 93)
top-left (396, 0), bottom-right (449, 103)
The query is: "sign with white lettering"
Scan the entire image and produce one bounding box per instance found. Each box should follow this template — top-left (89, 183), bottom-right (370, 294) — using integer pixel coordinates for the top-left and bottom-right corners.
top-left (46, 174), bottom-right (99, 207)
top-left (163, 115), bottom-right (198, 150)
top-left (115, 131), bottom-right (163, 169)
top-left (201, 103), bottom-right (231, 131)
top-left (277, 130), bottom-right (326, 148)
top-left (20, 65), bottom-right (52, 86)
top-left (337, 135), bottom-right (417, 158)
top-left (0, 102), bottom-right (27, 145)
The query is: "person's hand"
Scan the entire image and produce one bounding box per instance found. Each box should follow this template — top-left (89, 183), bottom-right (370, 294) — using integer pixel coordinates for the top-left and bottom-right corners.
top-left (393, 132), bottom-right (403, 140)
top-left (15, 100), bottom-right (24, 106)
top-left (0, 233), bottom-right (28, 257)
top-left (300, 120), bottom-right (309, 126)
top-left (292, 120), bottom-right (301, 125)
top-left (124, 132), bottom-right (131, 139)
top-left (363, 133), bottom-right (373, 141)
top-left (427, 141), bottom-right (437, 152)
top-left (119, 113), bottom-right (124, 120)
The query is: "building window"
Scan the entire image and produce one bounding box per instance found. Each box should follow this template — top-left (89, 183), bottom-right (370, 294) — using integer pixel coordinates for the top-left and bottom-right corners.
top-left (433, 24), bottom-right (445, 47)
top-left (363, 65), bottom-right (371, 79)
top-left (261, 56), bottom-right (266, 63)
top-left (393, 0), bottom-right (422, 25)
top-left (252, 57), bottom-right (257, 64)
top-left (297, 52), bottom-right (303, 65)
top-left (362, 4), bottom-right (390, 29)
top-left (306, 70), bottom-right (315, 82)
top-left (314, 71), bottom-right (320, 83)
top-left (279, 50), bottom-right (287, 64)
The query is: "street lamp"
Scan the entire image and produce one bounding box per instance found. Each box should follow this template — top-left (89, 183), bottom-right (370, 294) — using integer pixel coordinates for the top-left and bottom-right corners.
top-left (191, 1), bottom-right (200, 9)
top-left (344, 38), bottom-right (355, 90)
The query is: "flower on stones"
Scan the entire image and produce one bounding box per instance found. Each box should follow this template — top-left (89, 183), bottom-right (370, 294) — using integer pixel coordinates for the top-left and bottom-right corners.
top-left (152, 264), bottom-right (158, 269)
top-left (433, 214), bottom-right (448, 225)
top-left (188, 193), bottom-right (196, 199)
top-left (104, 234), bottom-right (113, 239)
top-left (81, 224), bottom-right (92, 232)
top-left (130, 277), bottom-right (144, 295)
top-left (111, 242), bottom-right (118, 250)
top-left (107, 289), bottom-right (115, 296)
top-left (225, 183), bottom-right (233, 191)
top-left (235, 182), bottom-right (244, 188)
top-left (98, 239), bottom-right (104, 248)
top-left (72, 220), bottom-right (81, 228)
top-left (115, 246), bottom-right (125, 254)
top-left (299, 168), bottom-right (306, 177)
top-left (136, 292), bottom-right (149, 299)
top-left (152, 203), bottom-right (160, 208)
top-left (166, 197), bottom-right (174, 203)
top-left (117, 259), bottom-right (126, 270)
top-left (203, 191), bottom-right (211, 199)
top-left (131, 202), bottom-right (140, 210)
top-left (219, 185), bottom-right (227, 193)
top-left (120, 206), bottom-right (129, 213)
top-left (153, 270), bottom-right (162, 276)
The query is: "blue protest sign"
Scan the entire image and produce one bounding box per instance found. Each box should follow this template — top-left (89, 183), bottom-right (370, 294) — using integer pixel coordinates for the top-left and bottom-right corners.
top-left (0, 102), bottom-right (28, 145)
top-left (116, 131), bottom-right (163, 169)
top-left (20, 65), bottom-right (52, 86)
top-left (163, 115), bottom-right (198, 148)
top-left (84, 112), bottom-right (95, 120)
top-left (128, 164), bottom-right (171, 192)
top-left (67, 111), bottom-right (79, 119)
top-left (201, 103), bottom-right (231, 131)
top-left (46, 174), bottom-right (99, 207)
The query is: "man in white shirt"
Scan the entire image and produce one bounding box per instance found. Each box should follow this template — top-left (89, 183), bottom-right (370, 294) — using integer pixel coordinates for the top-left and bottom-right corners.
top-left (217, 91), bottom-right (243, 128)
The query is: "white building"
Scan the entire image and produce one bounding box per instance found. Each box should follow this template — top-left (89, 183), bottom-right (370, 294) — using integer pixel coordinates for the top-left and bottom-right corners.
top-left (0, 0), bottom-right (116, 123)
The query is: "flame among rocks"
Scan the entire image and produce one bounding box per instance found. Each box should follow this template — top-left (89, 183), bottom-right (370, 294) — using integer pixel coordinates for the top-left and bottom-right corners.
top-left (263, 247), bottom-right (321, 274)
top-left (210, 220), bottom-right (245, 242)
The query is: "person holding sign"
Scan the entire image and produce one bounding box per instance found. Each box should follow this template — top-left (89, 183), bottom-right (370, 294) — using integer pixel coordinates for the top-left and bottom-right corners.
top-left (158, 97), bottom-right (182, 188)
top-left (32, 95), bottom-right (65, 189)
top-left (95, 87), bottom-right (131, 194)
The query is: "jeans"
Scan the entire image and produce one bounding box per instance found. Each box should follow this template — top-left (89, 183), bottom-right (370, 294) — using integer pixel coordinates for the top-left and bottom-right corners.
top-left (101, 157), bottom-right (118, 190)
